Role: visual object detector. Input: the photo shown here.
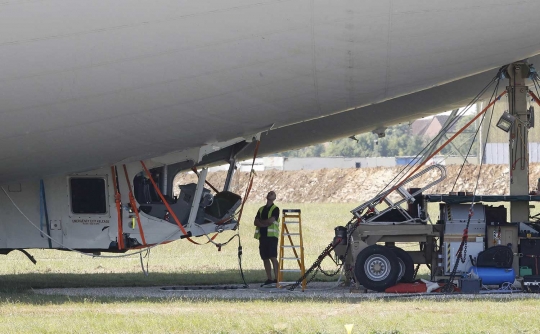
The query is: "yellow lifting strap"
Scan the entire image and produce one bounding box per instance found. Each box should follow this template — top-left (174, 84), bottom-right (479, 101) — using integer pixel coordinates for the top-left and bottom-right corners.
top-left (123, 164), bottom-right (147, 246)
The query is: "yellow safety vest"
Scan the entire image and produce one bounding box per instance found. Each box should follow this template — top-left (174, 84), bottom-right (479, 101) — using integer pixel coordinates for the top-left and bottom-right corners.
top-left (254, 204), bottom-right (279, 239)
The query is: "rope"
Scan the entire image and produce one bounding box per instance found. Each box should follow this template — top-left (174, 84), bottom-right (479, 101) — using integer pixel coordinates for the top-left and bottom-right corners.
top-left (383, 90), bottom-right (507, 204)
top-left (234, 140), bottom-right (261, 288)
top-left (371, 74), bottom-right (499, 202)
top-left (443, 81), bottom-right (503, 293)
top-left (197, 225), bottom-right (239, 250)
top-left (140, 160), bottom-right (207, 245)
top-left (237, 226), bottom-right (249, 288)
top-left (1, 142), bottom-right (260, 281)
top-left (139, 249), bottom-right (150, 276)
top-left (528, 87), bottom-right (540, 108)
top-left (451, 79), bottom-right (501, 192)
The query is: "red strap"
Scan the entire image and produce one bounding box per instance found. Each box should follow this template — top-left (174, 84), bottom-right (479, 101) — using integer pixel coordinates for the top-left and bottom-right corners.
top-left (140, 139), bottom-right (260, 248)
top-left (381, 91), bottom-right (507, 203)
top-left (140, 161), bottom-right (214, 245)
top-left (529, 89), bottom-right (540, 106)
top-left (122, 165), bottom-right (147, 246)
top-left (110, 166), bottom-right (124, 250)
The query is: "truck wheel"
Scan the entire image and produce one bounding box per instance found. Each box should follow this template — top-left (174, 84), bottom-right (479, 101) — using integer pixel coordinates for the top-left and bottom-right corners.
top-left (355, 245), bottom-right (400, 292)
top-left (389, 247), bottom-right (415, 283)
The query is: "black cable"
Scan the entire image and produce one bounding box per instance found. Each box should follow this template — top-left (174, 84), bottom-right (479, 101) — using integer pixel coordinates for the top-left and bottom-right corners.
top-left (443, 80), bottom-right (503, 293)
top-left (451, 79), bottom-right (501, 192)
top-left (236, 226), bottom-right (249, 288)
top-left (356, 80), bottom-right (494, 219)
top-left (215, 233), bottom-right (239, 248)
top-left (294, 71), bottom-right (504, 292)
top-left (472, 83), bottom-right (500, 198)
top-left (450, 117), bottom-right (484, 192)
top-left (372, 74), bottom-right (499, 200)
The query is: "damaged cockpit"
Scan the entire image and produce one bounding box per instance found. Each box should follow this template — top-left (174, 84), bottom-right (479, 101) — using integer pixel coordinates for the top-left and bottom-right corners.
top-left (132, 168), bottom-right (242, 235)
top-left (0, 134), bottom-right (260, 254)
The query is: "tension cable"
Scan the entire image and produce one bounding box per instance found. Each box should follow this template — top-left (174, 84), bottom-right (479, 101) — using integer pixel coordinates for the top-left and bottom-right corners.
top-left (373, 73), bottom-right (500, 202)
top-left (443, 78), bottom-right (503, 293)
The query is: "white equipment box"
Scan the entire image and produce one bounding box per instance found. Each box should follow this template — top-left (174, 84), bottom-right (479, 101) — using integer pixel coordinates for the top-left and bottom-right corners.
top-left (443, 241), bottom-right (484, 275)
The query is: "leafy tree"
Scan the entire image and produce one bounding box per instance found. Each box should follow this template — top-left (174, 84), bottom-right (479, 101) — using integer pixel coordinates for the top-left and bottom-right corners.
top-left (275, 116), bottom-right (478, 158)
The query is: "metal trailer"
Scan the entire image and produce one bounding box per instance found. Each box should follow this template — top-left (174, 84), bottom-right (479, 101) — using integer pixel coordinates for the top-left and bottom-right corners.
top-left (334, 190), bottom-right (540, 292)
top-left (332, 62), bottom-right (540, 292)
top-left (332, 164), bottom-right (447, 291)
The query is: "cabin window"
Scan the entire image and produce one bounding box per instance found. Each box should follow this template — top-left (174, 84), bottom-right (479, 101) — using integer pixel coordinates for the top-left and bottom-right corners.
top-left (70, 178), bottom-right (107, 214)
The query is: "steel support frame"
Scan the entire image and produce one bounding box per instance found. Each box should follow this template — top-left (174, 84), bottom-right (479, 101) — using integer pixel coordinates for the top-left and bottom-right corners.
top-left (507, 62), bottom-right (530, 222)
top-left (162, 164), bottom-right (168, 195)
top-left (343, 62), bottom-right (535, 287)
top-left (223, 150), bottom-right (237, 192)
top-left (350, 224), bottom-right (439, 260)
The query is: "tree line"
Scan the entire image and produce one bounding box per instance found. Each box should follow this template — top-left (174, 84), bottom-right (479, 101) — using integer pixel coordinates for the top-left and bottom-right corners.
top-left (276, 116), bottom-right (477, 158)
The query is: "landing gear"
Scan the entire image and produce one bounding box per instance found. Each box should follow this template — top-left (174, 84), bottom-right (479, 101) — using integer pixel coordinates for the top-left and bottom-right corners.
top-left (390, 246), bottom-right (415, 283)
top-left (354, 245), bottom-right (399, 292)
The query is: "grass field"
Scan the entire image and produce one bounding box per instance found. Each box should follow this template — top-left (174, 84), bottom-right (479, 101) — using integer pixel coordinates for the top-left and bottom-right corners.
top-left (0, 203), bottom-right (355, 290)
top-left (1, 202), bottom-right (540, 333)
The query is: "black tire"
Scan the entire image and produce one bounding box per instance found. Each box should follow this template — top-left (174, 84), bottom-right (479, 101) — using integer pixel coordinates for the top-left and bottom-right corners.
top-left (389, 247), bottom-right (415, 283)
top-left (354, 245), bottom-right (400, 292)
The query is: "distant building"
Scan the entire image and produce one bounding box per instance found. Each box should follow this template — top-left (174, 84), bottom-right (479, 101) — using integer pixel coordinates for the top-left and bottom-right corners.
top-left (411, 115), bottom-right (457, 139)
top-left (207, 156), bottom-right (473, 172)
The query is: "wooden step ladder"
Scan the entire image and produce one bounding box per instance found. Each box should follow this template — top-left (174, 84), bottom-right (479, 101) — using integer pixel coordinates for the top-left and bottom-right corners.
top-left (277, 209), bottom-right (306, 291)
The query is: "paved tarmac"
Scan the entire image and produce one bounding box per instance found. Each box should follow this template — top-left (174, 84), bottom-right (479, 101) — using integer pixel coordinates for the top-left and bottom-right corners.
top-left (34, 282), bottom-right (540, 301)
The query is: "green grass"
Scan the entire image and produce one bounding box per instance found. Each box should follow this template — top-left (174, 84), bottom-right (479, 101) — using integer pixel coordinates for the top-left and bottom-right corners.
top-left (0, 296), bottom-right (539, 333)
top-left (1, 203), bottom-right (540, 333)
top-left (0, 203), bottom-right (357, 291)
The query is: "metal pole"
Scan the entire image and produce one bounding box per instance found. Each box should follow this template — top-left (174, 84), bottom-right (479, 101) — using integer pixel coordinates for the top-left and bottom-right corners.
top-left (223, 149), bottom-right (237, 192)
top-left (507, 62), bottom-right (530, 222)
top-left (478, 101), bottom-right (487, 165)
top-left (162, 165), bottom-right (168, 195)
top-left (187, 167), bottom-right (208, 228)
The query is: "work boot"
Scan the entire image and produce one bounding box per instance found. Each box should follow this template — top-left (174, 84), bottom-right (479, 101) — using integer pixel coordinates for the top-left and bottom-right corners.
top-left (261, 279), bottom-right (274, 287)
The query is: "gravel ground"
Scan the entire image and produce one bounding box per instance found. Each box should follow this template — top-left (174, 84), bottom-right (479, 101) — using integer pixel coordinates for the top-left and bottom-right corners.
top-left (33, 283), bottom-right (540, 301)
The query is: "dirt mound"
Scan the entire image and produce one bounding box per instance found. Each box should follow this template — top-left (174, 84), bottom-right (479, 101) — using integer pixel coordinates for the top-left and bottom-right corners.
top-left (174, 164), bottom-right (540, 203)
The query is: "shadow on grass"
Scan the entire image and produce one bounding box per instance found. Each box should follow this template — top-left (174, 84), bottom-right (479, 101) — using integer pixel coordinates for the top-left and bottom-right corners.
top-left (0, 269), bottom-right (274, 292)
top-left (1, 271), bottom-right (535, 306)
top-left (0, 265), bottom-right (343, 291)
top-left (0, 269), bottom-right (345, 305)
top-left (0, 270), bottom-right (427, 291)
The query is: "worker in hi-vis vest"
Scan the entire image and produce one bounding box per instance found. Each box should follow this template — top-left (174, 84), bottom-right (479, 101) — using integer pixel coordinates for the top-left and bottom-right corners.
top-left (254, 191), bottom-right (280, 286)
